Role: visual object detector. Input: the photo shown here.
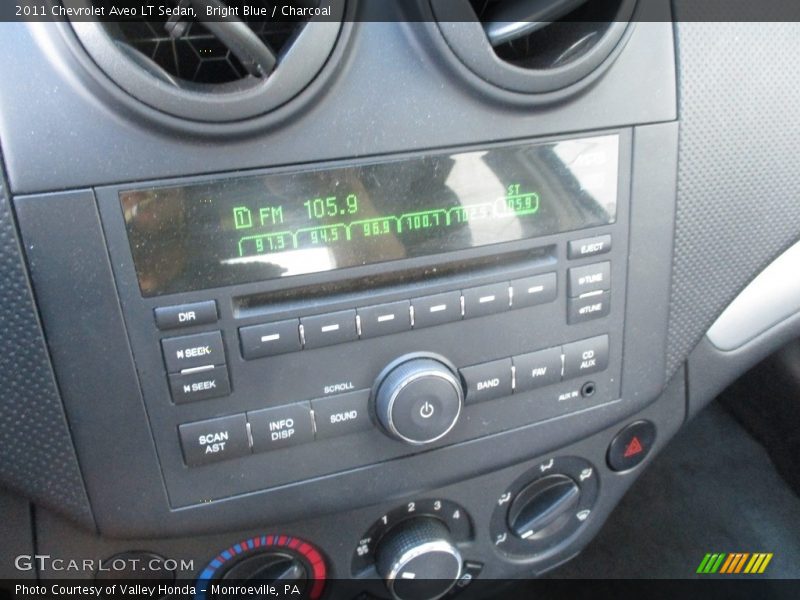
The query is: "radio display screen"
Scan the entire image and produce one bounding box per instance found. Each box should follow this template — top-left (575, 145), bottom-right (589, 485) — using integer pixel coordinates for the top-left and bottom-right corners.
top-left (121, 135), bottom-right (619, 296)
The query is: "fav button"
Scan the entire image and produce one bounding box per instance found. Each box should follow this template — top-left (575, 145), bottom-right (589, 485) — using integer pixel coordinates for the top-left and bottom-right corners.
top-left (301, 310), bottom-right (358, 349)
top-left (169, 365), bottom-right (231, 404)
top-left (179, 414), bottom-right (250, 467)
top-left (248, 403), bottom-right (315, 453)
top-left (154, 300), bottom-right (217, 331)
top-left (161, 331), bottom-right (225, 373)
top-left (310, 390), bottom-right (371, 439)
top-left (513, 347), bottom-right (562, 392)
top-left (460, 358), bottom-right (513, 404)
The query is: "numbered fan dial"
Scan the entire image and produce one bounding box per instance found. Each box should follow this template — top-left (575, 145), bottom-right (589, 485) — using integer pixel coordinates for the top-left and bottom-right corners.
top-left (351, 499), bottom-right (472, 575)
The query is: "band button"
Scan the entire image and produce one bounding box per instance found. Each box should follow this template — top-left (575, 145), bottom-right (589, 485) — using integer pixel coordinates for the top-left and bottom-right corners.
top-left (460, 358), bottom-right (513, 404)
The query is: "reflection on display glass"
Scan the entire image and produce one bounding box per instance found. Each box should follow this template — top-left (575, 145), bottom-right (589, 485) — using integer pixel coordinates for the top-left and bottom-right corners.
top-left (121, 135), bottom-right (619, 296)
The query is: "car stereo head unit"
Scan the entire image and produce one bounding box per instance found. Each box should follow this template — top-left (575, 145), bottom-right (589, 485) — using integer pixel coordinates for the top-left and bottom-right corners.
top-left (95, 130), bottom-right (630, 509)
top-left (120, 135), bottom-right (619, 296)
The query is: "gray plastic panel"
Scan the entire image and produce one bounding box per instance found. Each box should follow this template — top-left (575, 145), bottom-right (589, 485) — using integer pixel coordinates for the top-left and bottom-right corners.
top-left (11, 122), bottom-right (678, 538)
top-left (707, 240), bottom-right (800, 351)
top-left (0, 174), bottom-right (93, 529)
top-left (0, 17), bottom-right (675, 193)
top-left (667, 19), bottom-right (800, 377)
top-left (33, 369), bottom-right (686, 585)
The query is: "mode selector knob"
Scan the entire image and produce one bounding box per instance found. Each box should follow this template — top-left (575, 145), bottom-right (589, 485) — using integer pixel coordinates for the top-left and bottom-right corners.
top-left (374, 357), bottom-right (463, 445)
top-left (376, 518), bottom-right (462, 600)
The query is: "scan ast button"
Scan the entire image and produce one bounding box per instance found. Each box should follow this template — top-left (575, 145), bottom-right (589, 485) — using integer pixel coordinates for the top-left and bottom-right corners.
top-left (179, 414), bottom-right (250, 467)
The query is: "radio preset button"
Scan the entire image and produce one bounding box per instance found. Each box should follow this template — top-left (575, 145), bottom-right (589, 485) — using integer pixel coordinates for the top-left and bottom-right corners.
top-left (169, 365), bottom-right (231, 404)
top-left (311, 390), bottom-right (371, 440)
top-left (411, 291), bottom-right (463, 328)
top-left (248, 403), bottom-right (315, 453)
top-left (155, 300), bottom-right (218, 331)
top-left (301, 310), bottom-right (358, 349)
top-left (179, 414), bottom-right (250, 467)
top-left (567, 290), bottom-right (611, 324)
top-left (462, 283), bottom-right (510, 319)
top-left (239, 319), bottom-right (301, 359)
top-left (563, 335), bottom-right (609, 379)
top-left (460, 358), bottom-right (513, 404)
top-left (513, 347), bottom-right (562, 392)
top-left (567, 262), bottom-right (611, 297)
top-left (568, 235), bottom-right (612, 259)
top-left (358, 301), bottom-right (411, 339)
top-left (510, 273), bottom-right (557, 309)
top-left (161, 331), bottom-right (225, 373)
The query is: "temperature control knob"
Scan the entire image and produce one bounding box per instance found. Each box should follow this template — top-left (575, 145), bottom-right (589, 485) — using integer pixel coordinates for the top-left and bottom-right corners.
top-left (375, 518), bottom-right (462, 600)
top-left (374, 358), bottom-right (463, 445)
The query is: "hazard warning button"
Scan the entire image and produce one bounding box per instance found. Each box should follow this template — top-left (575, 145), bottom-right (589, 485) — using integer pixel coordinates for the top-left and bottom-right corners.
top-left (607, 420), bottom-right (656, 472)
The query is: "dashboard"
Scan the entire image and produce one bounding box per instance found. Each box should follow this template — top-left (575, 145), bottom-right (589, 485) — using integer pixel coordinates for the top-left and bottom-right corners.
top-left (1, 1), bottom-right (800, 598)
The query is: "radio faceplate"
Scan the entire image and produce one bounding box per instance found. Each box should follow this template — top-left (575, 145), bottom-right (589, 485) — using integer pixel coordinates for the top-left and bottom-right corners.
top-left (96, 130), bottom-right (631, 508)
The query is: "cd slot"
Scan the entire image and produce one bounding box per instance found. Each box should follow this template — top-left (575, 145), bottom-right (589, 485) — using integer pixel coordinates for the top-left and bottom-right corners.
top-left (233, 245), bottom-right (556, 319)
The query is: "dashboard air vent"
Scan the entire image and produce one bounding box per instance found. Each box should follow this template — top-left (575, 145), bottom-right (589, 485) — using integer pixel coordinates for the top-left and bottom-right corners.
top-left (66, 0), bottom-right (345, 123)
top-left (431, 0), bottom-right (637, 96)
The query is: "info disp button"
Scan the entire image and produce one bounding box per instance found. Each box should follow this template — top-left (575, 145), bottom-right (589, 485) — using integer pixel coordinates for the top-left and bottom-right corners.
top-left (248, 403), bottom-right (315, 453)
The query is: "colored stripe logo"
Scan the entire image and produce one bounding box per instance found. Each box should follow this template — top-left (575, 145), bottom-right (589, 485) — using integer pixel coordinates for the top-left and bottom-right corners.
top-left (697, 553), bottom-right (773, 574)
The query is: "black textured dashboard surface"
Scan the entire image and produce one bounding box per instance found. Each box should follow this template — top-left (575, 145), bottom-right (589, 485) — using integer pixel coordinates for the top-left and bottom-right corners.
top-left (666, 17), bottom-right (800, 377)
top-left (0, 170), bottom-right (93, 529)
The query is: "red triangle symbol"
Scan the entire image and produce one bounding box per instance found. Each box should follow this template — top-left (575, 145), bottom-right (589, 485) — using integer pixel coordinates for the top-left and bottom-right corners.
top-left (623, 436), bottom-right (644, 458)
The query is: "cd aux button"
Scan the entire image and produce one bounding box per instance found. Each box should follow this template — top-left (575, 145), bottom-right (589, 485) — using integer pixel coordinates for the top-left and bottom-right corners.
top-left (563, 335), bottom-right (609, 379)
top-left (248, 403), bottom-right (315, 453)
top-left (301, 310), bottom-right (358, 349)
top-left (460, 358), bottom-right (513, 404)
top-left (239, 319), bottom-right (301, 359)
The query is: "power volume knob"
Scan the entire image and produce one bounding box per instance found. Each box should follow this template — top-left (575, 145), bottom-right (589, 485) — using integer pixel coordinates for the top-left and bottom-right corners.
top-left (375, 518), bottom-right (462, 600)
top-left (374, 358), bottom-right (463, 445)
